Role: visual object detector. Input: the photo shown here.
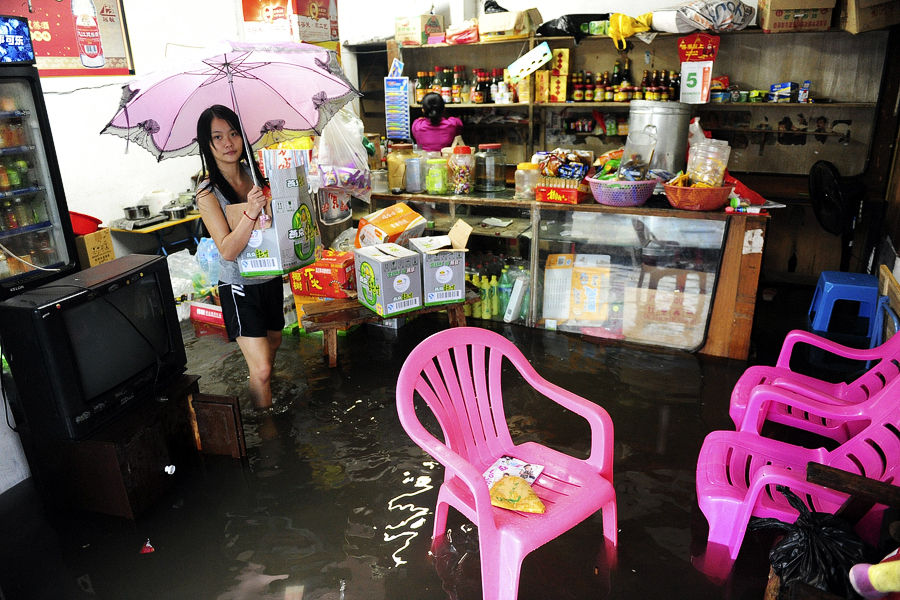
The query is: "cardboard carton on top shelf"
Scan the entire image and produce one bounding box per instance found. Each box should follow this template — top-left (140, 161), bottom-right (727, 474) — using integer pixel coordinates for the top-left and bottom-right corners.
top-left (478, 8), bottom-right (542, 41)
top-left (395, 14), bottom-right (445, 46)
top-left (758, 0), bottom-right (835, 32)
top-left (839, 0), bottom-right (900, 33)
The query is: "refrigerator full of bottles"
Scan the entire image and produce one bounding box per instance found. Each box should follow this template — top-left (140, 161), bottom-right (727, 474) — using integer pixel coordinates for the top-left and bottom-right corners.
top-left (0, 14), bottom-right (79, 301)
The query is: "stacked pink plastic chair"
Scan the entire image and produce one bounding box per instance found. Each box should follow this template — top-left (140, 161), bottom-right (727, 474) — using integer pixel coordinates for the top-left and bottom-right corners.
top-left (396, 327), bottom-right (616, 600)
top-left (697, 373), bottom-right (900, 561)
top-left (729, 328), bottom-right (900, 441)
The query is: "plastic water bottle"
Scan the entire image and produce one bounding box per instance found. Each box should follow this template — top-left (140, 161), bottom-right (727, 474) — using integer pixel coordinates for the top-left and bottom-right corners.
top-left (498, 268), bottom-right (512, 316)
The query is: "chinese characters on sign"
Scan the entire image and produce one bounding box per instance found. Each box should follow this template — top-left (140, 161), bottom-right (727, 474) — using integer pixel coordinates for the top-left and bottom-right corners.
top-left (26, 0), bottom-right (133, 76)
top-left (678, 33), bottom-right (719, 104)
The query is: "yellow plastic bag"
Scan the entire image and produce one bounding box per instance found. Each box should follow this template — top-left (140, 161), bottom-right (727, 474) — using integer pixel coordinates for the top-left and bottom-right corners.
top-left (608, 13), bottom-right (653, 50)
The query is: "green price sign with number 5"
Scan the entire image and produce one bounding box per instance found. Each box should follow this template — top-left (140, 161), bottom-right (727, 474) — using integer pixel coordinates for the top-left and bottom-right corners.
top-left (679, 60), bottom-right (712, 104)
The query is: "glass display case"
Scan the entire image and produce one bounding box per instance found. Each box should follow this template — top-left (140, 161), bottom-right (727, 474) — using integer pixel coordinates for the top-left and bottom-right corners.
top-left (368, 192), bottom-right (761, 357)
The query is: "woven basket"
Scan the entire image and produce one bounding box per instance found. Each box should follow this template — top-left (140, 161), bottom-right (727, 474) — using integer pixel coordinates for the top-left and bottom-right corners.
top-left (587, 177), bottom-right (659, 207)
top-left (663, 184), bottom-right (733, 211)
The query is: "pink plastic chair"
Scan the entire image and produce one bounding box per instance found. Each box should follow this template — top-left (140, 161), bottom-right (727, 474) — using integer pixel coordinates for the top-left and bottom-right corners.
top-left (697, 374), bottom-right (900, 561)
top-left (729, 328), bottom-right (900, 440)
top-left (396, 327), bottom-right (616, 600)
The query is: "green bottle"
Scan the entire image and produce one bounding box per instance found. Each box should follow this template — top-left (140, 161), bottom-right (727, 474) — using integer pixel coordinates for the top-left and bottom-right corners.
top-left (489, 275), bottom-right (499, 319)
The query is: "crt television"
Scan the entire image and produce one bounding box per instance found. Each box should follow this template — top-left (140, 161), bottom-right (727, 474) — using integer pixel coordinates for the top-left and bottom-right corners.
top-left (0, 254), bottom-right (187, 440)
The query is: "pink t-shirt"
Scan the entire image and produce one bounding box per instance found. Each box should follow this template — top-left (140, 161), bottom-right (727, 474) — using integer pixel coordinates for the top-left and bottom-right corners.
top-left (411, 116), bottom-right (464, 152)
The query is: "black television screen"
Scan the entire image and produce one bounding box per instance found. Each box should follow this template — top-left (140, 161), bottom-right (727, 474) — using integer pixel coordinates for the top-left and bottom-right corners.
top-left (62, 273), bottom-right (171, 401)
top-left (0, 254), bottom-right (187, 440)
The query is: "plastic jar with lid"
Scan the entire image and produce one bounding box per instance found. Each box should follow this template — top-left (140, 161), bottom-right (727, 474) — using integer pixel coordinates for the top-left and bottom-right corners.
top-left (448, 146), bottom-right (474, 194)
top-left (425, 158), bottom-right (449, 195)
top-left (386, 143), bottom-right (416, 193)
top-left (514, 162), bottom-right (540, 199)
top-left (474, 143), bottom-right (506, 192)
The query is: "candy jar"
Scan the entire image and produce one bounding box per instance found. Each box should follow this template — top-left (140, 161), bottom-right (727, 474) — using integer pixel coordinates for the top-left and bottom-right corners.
top-left (425, 158), bottom-right (449, 195)
top-left (448, 146), bottom-right (474, 195)
top-left (514, 162), bottom-right (539, 199)
top-left (474, 143), bottom-right (506, 192)
top-left (386, 143), bottom-right (416, 193)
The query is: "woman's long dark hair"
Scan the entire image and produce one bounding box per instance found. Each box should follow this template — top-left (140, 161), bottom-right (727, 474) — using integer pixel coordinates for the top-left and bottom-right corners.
top-left (421, 92), bottom-right (445, 126)
top-left (196, 104), bottom-right (266, 204)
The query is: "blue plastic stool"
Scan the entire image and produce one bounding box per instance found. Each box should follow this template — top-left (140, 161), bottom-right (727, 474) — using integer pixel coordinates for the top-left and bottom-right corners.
top-left (808, 271), bottom-right (879, 334)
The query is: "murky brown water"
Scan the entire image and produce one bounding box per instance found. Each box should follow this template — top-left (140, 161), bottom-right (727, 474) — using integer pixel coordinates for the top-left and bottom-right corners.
top-left (1, 314), bottom-right (783, 599)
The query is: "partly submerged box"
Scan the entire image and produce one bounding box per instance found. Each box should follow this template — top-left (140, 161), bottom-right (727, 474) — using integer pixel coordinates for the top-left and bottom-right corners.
top-left (288, 250), bottom-right (355, 298)
top-left (395, 14), bottom-right (445, 46)
top-left (353, 243), bottom-right (422, 317)
top-left (408, 234), bottom-right (467, 307)
top-left (478, 8), bottom-right (542, 41)
top-left (355, 202), bottom-right (426, 248)
top-left (226, 149), bottom-right (320, 278)
top-left (758, 0), bottom-right (835, 32)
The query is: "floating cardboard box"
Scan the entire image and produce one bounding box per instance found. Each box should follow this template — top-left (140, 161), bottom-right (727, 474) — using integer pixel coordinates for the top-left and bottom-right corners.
top-left (75, 227), bottom-right (115, 268)
top-left (478, 8), bottom-right (542, 41)
top-left (190, 301), bottom-right (225, 326)
top-left (408, 220), bottom-right (471, 307)
top-left (288, 250), bottom-right (355, 298)
top-left (353, 243), bottom-right (423, 317)
top-left (395, 14), bottom-right (445, 46)
top-left (758, 0), bottom-right (835, 32)
top-left (355, 202), bottom-right (426, 248)
top-left (226, 149), bottom-right (320, 278)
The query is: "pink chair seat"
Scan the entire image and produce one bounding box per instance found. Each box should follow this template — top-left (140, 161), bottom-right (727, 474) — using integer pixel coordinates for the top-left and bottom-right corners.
top-left (397, 327), bottom-right (616, 600)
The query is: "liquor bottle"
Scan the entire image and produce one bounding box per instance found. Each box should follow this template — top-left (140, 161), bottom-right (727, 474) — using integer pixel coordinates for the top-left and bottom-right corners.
top-left (640, 70), bottom-right (650, 90)
top-left (671, 71), bottom-right (681, 101)
top-left (71, 0), bottom-right (105, 68)
top-left (460, 67), bottom-right (471, 103)
top-left (651, 69), bottom-right (660, 88)
top-left (432, 66), bottom-right (442, 95)
top-left (622, 57), bottom-right (632, 87)
top-left (489, 69), bottom-right (499, 103)
top-left (415, 72), bottom-right (428, 104)
top-left (451, 66), bottom-right (462, 104)
top-left (611, 60), bottom-right (622, 86)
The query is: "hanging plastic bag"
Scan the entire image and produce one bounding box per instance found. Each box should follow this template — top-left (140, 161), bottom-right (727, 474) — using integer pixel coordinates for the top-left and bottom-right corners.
top-left (608, 13), bottom-right (653, 50)
top-left (748, 485), bottom-right (873, 598)
top-left (536, 14), bottom-right (610, 42)
top-left (311, 106), bottom-right (371, 203)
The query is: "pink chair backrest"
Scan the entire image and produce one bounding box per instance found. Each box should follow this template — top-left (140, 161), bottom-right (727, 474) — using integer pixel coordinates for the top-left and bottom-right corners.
top-left (398, 328), bottom-right (522, 466)
top-left (826, 382), bottom-right (900, 486)
top-left (843, 334), bottom-right (900, 404)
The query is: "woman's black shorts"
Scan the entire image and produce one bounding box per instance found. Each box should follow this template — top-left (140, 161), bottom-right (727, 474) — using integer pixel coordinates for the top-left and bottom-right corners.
top-left (218, 277), bottom-right (285, 341)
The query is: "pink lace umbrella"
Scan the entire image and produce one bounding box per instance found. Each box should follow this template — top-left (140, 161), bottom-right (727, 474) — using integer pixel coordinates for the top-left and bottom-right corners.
top-left (101, 41), bottom-right (359, 182)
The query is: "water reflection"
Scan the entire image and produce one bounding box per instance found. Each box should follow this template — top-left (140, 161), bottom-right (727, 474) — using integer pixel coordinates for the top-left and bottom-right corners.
top-left (383, 466), bottom-right (435, 567)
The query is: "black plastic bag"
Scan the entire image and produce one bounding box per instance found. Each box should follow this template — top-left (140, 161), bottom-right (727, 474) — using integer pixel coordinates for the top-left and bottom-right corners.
top-left (748, 485), bottom-right (873, 598)
top-left (536, 14), bottom-right (610, 42)
top-left (484, 0), bottom-right (507, 14)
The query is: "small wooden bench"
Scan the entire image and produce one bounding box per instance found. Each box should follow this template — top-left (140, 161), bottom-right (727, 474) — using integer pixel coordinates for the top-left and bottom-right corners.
top-left (300, 285), bottom-right (480, 367)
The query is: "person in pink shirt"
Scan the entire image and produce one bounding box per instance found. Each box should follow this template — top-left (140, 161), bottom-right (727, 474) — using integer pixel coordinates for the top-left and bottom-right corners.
top-left (411, 93), bottom-right (464, 152)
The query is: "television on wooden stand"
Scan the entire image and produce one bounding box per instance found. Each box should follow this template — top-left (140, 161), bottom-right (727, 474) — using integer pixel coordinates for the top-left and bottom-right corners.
top-left (0, 254), bottom-right (187, 441)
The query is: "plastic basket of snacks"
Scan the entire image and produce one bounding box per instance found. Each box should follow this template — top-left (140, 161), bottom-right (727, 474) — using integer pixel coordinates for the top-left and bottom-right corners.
top-left (664, 173), bottom-right (733, 211)
top-left (587, 177), bottom-right (659, 207)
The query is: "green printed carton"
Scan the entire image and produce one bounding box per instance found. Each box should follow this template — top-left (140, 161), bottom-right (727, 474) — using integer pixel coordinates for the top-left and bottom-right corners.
top-left (353, 243), bottom-right (422, 317)
top-left (225, 149), bottom-right (320, 277)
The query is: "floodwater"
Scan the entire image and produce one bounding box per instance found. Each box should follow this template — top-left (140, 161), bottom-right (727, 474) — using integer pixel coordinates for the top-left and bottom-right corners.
top-left (0, 298), bottom-right (811, 599)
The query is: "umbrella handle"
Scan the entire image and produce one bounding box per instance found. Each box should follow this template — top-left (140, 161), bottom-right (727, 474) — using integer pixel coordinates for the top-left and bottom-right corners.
top-left (227, 67), bottom-right (260, 187)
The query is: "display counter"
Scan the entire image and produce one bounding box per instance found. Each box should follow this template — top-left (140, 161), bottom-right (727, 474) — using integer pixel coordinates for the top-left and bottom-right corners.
top-left (370, 191), bottom-right (768, 360)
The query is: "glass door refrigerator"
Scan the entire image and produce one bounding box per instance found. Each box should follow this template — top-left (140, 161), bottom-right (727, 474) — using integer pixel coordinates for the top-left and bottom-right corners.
top-left (0, 15), bottom-right (78, 301)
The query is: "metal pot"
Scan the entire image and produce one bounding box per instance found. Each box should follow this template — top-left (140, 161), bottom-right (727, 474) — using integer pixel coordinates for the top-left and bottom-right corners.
top-left (162, 205), bottom-right (188, 220)
top-left (123, 205), bottom-right (150, 220)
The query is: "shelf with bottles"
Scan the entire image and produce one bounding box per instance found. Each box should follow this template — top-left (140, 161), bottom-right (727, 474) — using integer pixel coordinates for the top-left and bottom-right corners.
top-left (0, 219), bottom-right (53, 241)
top-left (0, 109), bottom-right (30, 121)
top-left (0, 227), bottom-right (60, 280)
top-left (0, 184), bottom-right (44, 200)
